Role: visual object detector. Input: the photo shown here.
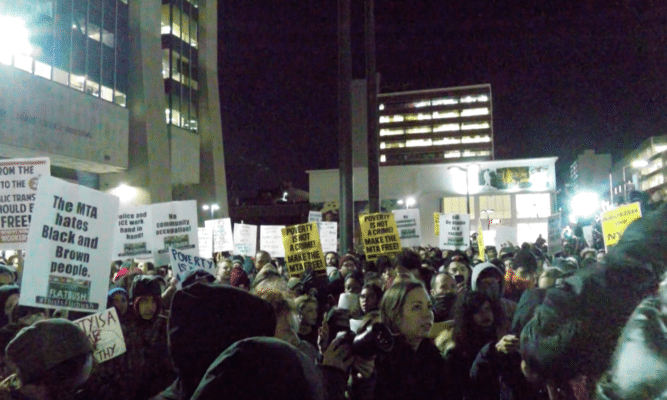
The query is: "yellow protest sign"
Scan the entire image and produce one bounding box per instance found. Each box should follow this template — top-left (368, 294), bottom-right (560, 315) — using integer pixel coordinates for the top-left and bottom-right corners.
top-left (601, 202), bottom-right (642, 250)
top-left (434, 212), bottom-right (440, 235)
top-left (477, 221), bottom-right (485, 262)
top-left (282, 222), bottom-right (326, 277)
top-left (359, 212), bottom-right (402, 261)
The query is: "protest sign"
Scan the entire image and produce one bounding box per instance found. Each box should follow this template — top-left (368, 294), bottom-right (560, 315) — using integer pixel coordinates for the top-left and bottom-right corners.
top-left (438, 213), bottom-right (470, 251)
top-left (392, 209), bottom-right (421, 248)
top-left (433, 212), bottom-right (440, 235)
top-left (358, 213), bottom-right (402, 261)
top-left (319, 221), bottom-right (338, 253)
top-left (233, 223), bottom-right (257, 257)
top-left (152, 200), bottom-right (198, 265)
top-left (198, 227), bottom-right (213, 258)
top-left (169, 247), bottom-right (216, 289)
top-left (74, 307), bottom-right (126, 363)
top-left (21, 176), bottom-right (118, 312)
top-left (308, 211), bottom-right (322, 223)
top-left (0, 158), bottom-right (50, 250)
top-left (583, 226), bottom-right (594, 249)
top-left (282, 222), bottom-right (326, 277)
top-left (260, 225), bottom-right (286, 258)
top-left (112, 205), bottom-right (152, 260)
top-left (477, 221), bottom-right (485, 262)
top-left (602, 202), bottom-right (642, 250)
top-left (547, 214), bottom-right (561, 254)
top-left (205, 218), bottom-right (234, 253)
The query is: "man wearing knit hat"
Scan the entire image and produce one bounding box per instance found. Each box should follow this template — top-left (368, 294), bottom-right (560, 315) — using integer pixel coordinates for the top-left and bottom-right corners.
top-left (504, 243), bottom-right (538, 302)
top-left (0, 319), bottom-right (93, 399)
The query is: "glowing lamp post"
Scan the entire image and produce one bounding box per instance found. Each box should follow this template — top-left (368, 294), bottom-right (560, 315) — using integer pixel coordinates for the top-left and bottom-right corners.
top-left (202, 204), bottom-right (219, 219)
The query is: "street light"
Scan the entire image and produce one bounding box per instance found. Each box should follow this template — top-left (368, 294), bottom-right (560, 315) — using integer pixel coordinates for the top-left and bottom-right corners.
top-left (202, 204), bottom-right (219, 219)
top-left (397, 197), bottom-right (416, 209)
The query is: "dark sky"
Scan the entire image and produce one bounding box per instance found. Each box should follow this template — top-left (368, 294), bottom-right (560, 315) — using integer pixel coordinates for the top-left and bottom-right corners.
top-left (218, 0), bottom-right (667, 200)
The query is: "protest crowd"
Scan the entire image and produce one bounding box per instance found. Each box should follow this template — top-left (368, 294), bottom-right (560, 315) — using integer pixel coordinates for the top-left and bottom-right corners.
top-left (0, 191), bottom-right (666, 400)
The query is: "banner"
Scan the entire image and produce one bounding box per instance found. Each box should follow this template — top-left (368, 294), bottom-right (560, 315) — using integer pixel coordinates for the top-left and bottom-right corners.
top-left (392, 209), bottom-right (421, 248)
top-left (547, 214), bottom-right (561, 254)
top-left (319, 221), bottom-right (338, 253)
top-left (198, 227), bottom-right (213, 258)
top-left (358, 213), bottom-right (402, 261)
top-left (152, 200), bottom-right (198, 265)
top-left (74, 307), bottom-right (126, 363)
top-left (438, 213), bottom-right (470, 251)
top-left (21, 176), bottom-right (118, 312)
top-left (308, 211), bottom-right (322, 223)
top-left (0, 158), bottom-right (50, 250)
top-left (282, 222), bottom-right (325, 277)
top-left (477, 221), bottom-right (485, 262)
top-left (260, 225), bottom-right (286, 258)
top-left (205, 218), bottom-right (234, 253)
top-left (433, 212), bottom-right (440, 235)
top-left (112, 205), bottom-right (152, 260)
top-left (169, 247), bottom-right (216, 289)
top-left (233, 223), bottom-right (257, 257)
top-left (602, 202), bottom-right (642, 250)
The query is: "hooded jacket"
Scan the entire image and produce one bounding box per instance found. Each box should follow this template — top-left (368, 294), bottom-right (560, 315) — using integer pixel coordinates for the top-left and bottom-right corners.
top-left (471, 262), bottom-right (517, 323)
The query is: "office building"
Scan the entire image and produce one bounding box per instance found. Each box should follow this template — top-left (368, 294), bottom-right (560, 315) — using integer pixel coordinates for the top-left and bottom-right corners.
top-left (569, 149), bottom-right (611, 195)
top-left (611, 136), bottom-right (667, 203)
top-left (0, 0), bottom-right (228, 217)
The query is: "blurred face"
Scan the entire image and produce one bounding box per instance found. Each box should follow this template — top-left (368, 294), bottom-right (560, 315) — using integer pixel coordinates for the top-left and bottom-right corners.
top-left (538, 271), bottom-right (557, 289)
top-left (137, 297), bottom-right (157, 320)
top-left (340, 261), bottom-right (356, 278)
top-left (325, 253), bottom-right (337, 267)
top-left (275, 311), bottom-right (299, 347)
top-left (447, 261), bottom-right (470, 283)
top-left (486, 249), bottom-right (498, 259)
top-left (4, 294), bottom-right (18, 317)
top-left (360, 287), bottom-right (379, 314)
top-left (398, 287), bottom-right (434, 342)
top-left (255, 252), bottom-right (272, 271)
top-left (111, 293), bottom-right (128, 316)
top-left (300, 301), bottom-right (318, 326)
top-left (477, 274), bottom-right (501, 298)
top-left (419, 249), bottom-right (427, 260)
top-left (504, 258), bottom-right (514, 270)
top-left (472, 301), bottom-right (494, 328)
top-left (217, 260), bottom-right (233, 282)
top-left (596, 252), bottom-right (605, 262)
top-left (432, 274), bottom-right (456, 297)
top-left (515, 267), bottom-right (537, 283)
top-left (345, 277), bottom-right (362, 294)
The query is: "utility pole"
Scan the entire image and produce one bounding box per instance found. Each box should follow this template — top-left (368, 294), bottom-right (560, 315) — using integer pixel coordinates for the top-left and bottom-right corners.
top-left (338, 0), bottom-right (353, 254)
top-left (366, 0), bottom-right (379, 214)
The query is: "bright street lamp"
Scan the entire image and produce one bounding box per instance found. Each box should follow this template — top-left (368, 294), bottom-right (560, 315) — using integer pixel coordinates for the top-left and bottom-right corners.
top-left (202, 204), bottom-right (219, 219)
top-left (397, 197), bottom-right (417, 209)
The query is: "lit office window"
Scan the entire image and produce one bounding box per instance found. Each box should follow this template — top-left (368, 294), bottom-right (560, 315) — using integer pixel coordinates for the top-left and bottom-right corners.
top-left (385, 142), bottom-right (405, 149)
top-left (461, 107), bottom-right (489, 117)
top-left (432, 98), bottom-right (458, 106)
top-left (433, 124), bottom-right (460, 132)
top-left (413, 101), bottom-right (431, 108)
top-left (461, 122), bottom-right (490, 130)
top-left (433, 137), bottom-right (461, 146)
top-left (460, 94), bottom-right (489, 103)
top-left (444, 150), bottom-right (461, 159)
top-left (406, 139), bottom-right (432, 147)
top-left (442, 197), bottom-right (475, 218)
top-left (479, 195), bottom-right (512, 219)
top-left (462, 135), bottom-right (491, 143)
top-left (406, 127), bottom-right (430, 134)
top-left (380, 129), bottom-right (404, 136)
top-left (405, 113), bottom-right (432, 121)
top-left (34, 60), bottom-right (51, 79)
top-left (380, 155), bottom-right (386, 162)
top-left (379, 115), bottom-right (405, 123)
top-left (432, 111), bottom-right (459, 119)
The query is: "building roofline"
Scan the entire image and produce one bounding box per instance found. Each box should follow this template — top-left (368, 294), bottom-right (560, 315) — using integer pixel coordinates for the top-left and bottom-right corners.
top-left (379, 83), bottom-right (491, 98)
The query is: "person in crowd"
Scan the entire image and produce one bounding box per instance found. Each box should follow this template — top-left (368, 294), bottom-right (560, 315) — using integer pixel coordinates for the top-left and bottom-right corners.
top-left (339, 254), bottom-right (359, 279)
top-left (392, 249), bottom-right (422, 278)
top-left (0, 266), bottom-right (14, 286)
top-left (229, 266), bottom-right (250, 290)
top-left (359, 283), bottom-right (382, 316)
top-left (418, 247), bottom-right (428, 260)
top-left (344, 272), bottom-right (363, 295)
top-left (596, 249), bottom-right (606, 263)
top-left (0, 285), bottom-right (19, 328)
top-left (375, 256), bottom-right (393, 290)
top-left (0, 319), bottom-right (93, 400)
top-left (580, 247), bottom-right (596, 261)
top-left (151, 282), bottom-right (276, 400)
top-left (325, 252), bottom-right (340, 269)
top-left (442, 291), bottom-right (507, 400)
top-left (296, 294), bottom-right (319, 348)
top-left (504, 243), bottom-right (538, 302)
top-left (485, 246), bottom-right (498, 261)
top-left (445, 253), bottom-right (472, 294)
top-left (471, 262), bottom-right (517, 323)
top-left (107, 287), bottom-right (130, 321)
top-left (254, 250), bottom-right (273, 273)
top-left (215, 258), bottom-right (233, 285)
top-left (250, 267), bottom-right (287, 294)
top-left (350, 280), bottom-right (445, 400)
top-left (430, 272), bottom-right (457, 322)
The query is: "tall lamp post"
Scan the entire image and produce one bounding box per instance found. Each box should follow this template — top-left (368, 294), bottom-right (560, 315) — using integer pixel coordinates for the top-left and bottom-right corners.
top-left (202, 204), bottom-right (219, 219)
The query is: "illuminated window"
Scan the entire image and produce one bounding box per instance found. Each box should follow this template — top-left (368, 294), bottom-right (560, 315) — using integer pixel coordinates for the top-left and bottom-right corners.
top-left (384, 142), bottom-right (405, 149)
top-left (379, 115), bottom-right (405, 123)
top-left (461, 107), bottom-right (489, 117)
top-left (460, 94), bottom-right (489, 103)
top-left (70, 75), bottom-right (85, 91)
top-left (442, 197), bottom-right (475, 218)
top-left (462, 135), bottom-right (490, 144)
top-left (380, 129), bottom-right (404, 136)
top-left (406, 139), bottom-right (432, 147)
top-left (379, 104), bottom-right (385, 110)
top-left (516, 193), bottom-right (551, 218)
top-left (405, 113), bottom-right (432, 121)
top-left (432, 98), bottom-right (458, 106)
top-left (433, 137), bottom-right (461, 146)
top-left (85, 80), bottom-right (100, 97)
top-left (444, 150), bottom-right (461, 159)
top-left (14, 54), bottom-right (32, 73)
top-left (53, 67), bottom-right (68, 86)
top-left (34, 61), bottom-right (51, 80)
top-left (479, 195), bottom-right (512, 219)
top-left (101, 85), bottom-right (114, 102)
top-left (433, 124), bottom-right (460, 132)
top-left (406, 126), bottom-right (430, 134)
top-left (461, 122), bottom-right (490, 130)
top-left (432, 111), bottom-right (459, 119)
top-left (413, 101), bottom-right (431, 108)
top-left (114, 91), bottom-right (127, 107)
top-left (380, 155), bottom-right (386, 162)
top-left (517, 222), bottom-right (548, 245)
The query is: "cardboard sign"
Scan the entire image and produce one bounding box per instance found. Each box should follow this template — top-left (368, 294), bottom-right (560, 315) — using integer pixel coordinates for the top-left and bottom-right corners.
top-left (439, 213), bottom-right (470, 251)
top-left (260, 225), bottom-right (286, 258)
top-left (308, 211), bottom-right (322, 223)
top-left (602, 202), bottom-right (642, 250)
top-left (547, 214), bottom-right (561, 254)
top-left (0, 158), bottom-right (50, 250)
top-left (169, 247), bottom-right (216, 289)
top-left (319, 221), bottom-right (338, 253)
top-left (282, 222), bottom-right (326, 277)
top-left (392, 209), bottom-right (421, 248)
top-left (74, 307), bottom-right (126, 363)
top-left (477, 221), bottom-right (485, 262)
top-left (152, 200), bottom-right (199, 265)
top-left (112, 205), bottom-right (152, 260)
top-left (433, 212), bottom-right (440, 236)
top-left (233, 223), bottom-right (257, 257)
top-left (198, 227), bottom-right (213, 259)
top-left (205, 218), bottom-right (234, 253)
top-left (358, 213), bottom-right (402, 261)
top-left (21, 176), bottom-right (118, 312)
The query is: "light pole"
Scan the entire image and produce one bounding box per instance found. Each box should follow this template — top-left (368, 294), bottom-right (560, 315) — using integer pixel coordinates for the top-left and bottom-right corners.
top-left (202, 204), bottom-right (219, 219)
top-left (397, 197), bottom-right (416, 209)
top-left (448, 165), bottom-right (471, 215)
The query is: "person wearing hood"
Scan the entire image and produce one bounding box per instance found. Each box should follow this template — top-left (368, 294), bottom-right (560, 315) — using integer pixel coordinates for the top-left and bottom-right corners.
top-left (472, 262), bottom-right (517, 323)
top-left (150, 281), bottom-right (276, 400)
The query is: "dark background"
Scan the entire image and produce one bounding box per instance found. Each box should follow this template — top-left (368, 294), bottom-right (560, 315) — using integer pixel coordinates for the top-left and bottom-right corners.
top-left (218, 0), bottom-right (667, 201)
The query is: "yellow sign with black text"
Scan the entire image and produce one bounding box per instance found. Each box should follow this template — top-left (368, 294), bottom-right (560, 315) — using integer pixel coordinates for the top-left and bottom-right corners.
top-left (434, 212), bottom-right (440, 236)
top-left (601, 202), bottom-right (642, 250)
top-left (359, 213), bottom-right (402, 261)
top-left (282, 222), bottom-right (326, 277)
top-left (477, 221), bottom-right (485, 262)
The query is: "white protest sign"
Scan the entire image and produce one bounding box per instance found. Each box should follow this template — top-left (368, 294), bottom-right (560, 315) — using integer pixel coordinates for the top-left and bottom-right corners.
top-left (74, 307), bottom-right (126, 363)
top-left (494, 226), bottom-right (518, 248)
top-left (169, 247), bottom-right (216, 289)
top-left (198, 227), bottom-right (213, 258)
top-left (308, 211), bottom-right (322, 223)
top-left (392, 208), bottom-right (422, 248)
top-left (205, 218), bottom-right (234, 253)
top-left (260, 225), bottom-right (286, 258)
top-left (233, 223), bottom-right (257, 257)
top-left (319, 221), bottom-right (338, 253)
top-left (152, 200), bottom-right (198, 266)
top-left (112, 205), bottom-right (152, 260)
top-left (21, 176), bottom-right (118, 312)
top-left (438, 213), bottom-right (470, 251)
top-left (0, 158), bottom-right (50, 250)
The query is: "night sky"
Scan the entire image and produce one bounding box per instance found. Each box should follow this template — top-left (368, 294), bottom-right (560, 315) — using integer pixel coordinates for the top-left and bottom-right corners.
top-left (218, 0), bottom-right (667, 201)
